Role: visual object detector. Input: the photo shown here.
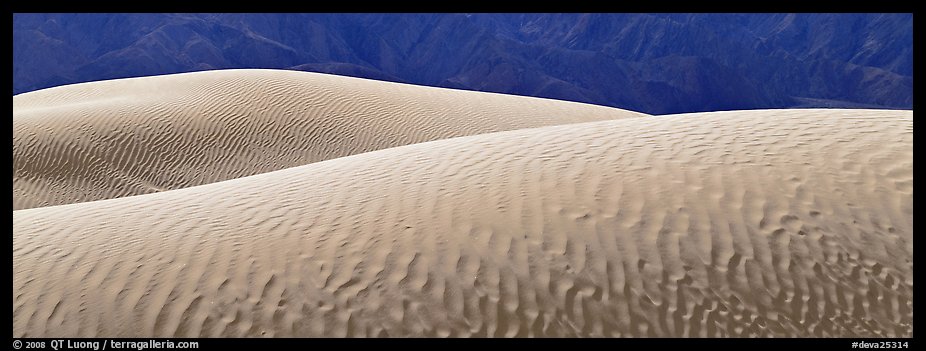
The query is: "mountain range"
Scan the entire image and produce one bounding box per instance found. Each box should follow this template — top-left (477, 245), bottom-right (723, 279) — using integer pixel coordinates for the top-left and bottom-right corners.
top-left (12, 13), bottom-right (912, 114)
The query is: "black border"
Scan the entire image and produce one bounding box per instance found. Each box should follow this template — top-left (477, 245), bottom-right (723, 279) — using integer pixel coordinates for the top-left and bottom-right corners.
top-left (9, 3), bottom-right (919, 351)
top-left (9, 1), bottom-right (918, 13)
top-left (8, 337), bottom-right (917, 350)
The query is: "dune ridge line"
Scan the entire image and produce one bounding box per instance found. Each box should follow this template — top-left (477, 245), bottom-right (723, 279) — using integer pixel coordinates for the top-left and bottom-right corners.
top-left (13, 69), bottom-right (647, 210)
top-left (13, 106), bottom-right (912, 337)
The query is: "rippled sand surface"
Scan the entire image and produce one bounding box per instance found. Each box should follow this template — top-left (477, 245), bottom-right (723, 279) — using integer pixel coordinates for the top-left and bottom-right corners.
top-left (12, 70), bottom-right (912, 337)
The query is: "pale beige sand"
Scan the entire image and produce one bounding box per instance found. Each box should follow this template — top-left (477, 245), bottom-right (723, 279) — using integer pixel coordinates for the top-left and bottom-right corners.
top-left (12, 69), bottom-right (645, 210)
top-left (13, 109), bottom-right (912, 337)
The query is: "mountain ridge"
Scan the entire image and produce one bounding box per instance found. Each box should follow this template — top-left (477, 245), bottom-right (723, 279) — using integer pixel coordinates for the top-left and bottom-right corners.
top-left (13, 13), bottom-right (912, 114)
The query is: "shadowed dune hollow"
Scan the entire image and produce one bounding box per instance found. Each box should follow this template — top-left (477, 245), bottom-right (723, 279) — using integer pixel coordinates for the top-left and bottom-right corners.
top-left (13, 69), bottom-right (646, 210)
top-left (12, 69), bottom-right (912, 337)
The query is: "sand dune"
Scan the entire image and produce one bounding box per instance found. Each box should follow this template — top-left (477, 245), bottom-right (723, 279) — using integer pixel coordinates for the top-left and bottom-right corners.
top-left (12, 69), bottom-right (646, 210)
top-left (13, 108), bottom-right (912, 337)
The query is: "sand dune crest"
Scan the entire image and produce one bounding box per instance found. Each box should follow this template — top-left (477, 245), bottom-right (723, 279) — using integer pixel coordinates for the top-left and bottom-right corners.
top-left (13, 69), bottom-right (646, 210)
top-left (13, 109), bottom-right (912, 337)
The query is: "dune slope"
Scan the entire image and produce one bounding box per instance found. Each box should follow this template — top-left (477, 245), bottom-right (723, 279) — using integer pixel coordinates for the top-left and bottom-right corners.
top-left (12, 69), bottom-right (646, 210)
top-left (13, 109), bottom-right (912, 337)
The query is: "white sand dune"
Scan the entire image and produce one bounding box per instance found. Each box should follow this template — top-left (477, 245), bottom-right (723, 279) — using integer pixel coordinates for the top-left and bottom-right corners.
top-left (13, 108), bottom-right (912, 337)
top-left (12, 69), bottom-right (646, 210)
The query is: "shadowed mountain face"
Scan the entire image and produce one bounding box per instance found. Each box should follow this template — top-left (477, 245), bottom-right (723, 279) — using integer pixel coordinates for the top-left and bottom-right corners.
top-left (12, 13), bottom-right (912, 114)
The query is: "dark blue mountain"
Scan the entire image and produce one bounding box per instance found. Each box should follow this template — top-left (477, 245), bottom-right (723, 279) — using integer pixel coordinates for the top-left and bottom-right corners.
top-left (12, 13), bottom-right (912, 114)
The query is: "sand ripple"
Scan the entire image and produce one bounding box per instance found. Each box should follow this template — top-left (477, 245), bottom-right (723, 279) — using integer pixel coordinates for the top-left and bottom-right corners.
top-left (13, 69), bottom-right (645, 210)
top-left (12, 108), bottom-right (912, 337)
